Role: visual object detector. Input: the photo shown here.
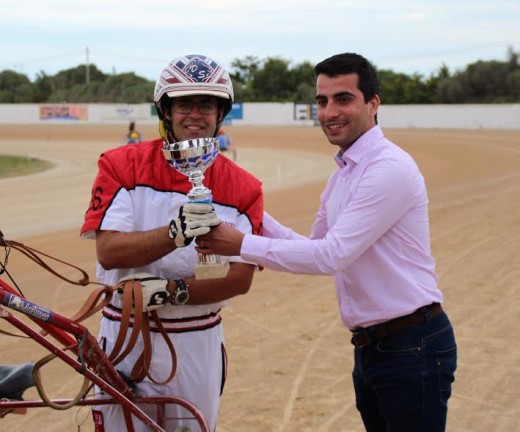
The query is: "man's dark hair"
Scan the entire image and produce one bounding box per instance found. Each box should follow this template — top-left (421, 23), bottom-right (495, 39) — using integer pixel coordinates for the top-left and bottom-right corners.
top-left (314, 53), bottom-right (379, 103)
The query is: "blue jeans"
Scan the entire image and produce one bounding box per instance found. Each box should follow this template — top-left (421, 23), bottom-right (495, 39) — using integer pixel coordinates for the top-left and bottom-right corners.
top-left (352, 311), bottom-right (457, 432)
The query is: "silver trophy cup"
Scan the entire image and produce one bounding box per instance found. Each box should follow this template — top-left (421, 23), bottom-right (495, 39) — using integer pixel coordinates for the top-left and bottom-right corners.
top-left (163, 137), bottom-right (229, 280)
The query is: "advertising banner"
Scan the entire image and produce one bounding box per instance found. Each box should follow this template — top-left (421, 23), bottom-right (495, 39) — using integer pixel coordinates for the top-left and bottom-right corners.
top-left (225, 103), bottom-right (243, 121)
top-left (39, 105), bottom-right (89, 121)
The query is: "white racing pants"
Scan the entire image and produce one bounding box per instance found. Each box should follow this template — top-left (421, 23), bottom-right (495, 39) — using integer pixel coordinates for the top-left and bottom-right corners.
top-left (92, 312), bottom-right (226, 432)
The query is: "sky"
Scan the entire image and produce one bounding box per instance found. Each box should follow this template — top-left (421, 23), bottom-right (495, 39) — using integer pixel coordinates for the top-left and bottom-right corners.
top-left (1, 0), bottom-right (519, 83)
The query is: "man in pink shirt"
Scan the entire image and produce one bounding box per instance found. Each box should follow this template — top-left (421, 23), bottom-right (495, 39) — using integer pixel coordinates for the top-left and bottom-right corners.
top-left (197, 52), bottom-right (457, 431)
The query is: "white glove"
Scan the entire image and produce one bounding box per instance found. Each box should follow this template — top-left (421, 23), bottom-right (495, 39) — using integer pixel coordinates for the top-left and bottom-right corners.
top-left (168, 203), bottom-right (221, 248)
top-left (117, 272), bottom-right (169, 312)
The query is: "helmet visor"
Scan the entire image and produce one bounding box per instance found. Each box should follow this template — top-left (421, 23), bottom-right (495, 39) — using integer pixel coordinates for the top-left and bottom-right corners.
top-left (166, 89), bottom-right (231, 100)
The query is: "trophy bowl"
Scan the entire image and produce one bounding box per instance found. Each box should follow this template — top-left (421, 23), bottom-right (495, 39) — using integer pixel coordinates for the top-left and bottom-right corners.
top-left (162, 137), bottom-right (220, 176)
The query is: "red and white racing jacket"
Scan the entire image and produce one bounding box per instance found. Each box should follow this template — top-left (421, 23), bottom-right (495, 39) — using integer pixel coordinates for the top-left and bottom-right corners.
top-left (81, 138), bottom-right (263, 319)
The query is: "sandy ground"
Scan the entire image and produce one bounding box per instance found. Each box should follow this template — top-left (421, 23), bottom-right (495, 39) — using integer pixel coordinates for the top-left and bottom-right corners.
top-left (1, 124), bottom-right (519, 431)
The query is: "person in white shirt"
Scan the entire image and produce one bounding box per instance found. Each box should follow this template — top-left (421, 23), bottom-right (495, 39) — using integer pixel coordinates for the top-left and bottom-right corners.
top-left (196, 52), bottom-right (457, 432)
top-left (81, 54), bottom-right (263, 431)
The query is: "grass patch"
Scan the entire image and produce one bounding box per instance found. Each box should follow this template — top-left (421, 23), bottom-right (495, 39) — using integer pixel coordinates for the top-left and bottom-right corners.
top-left (0, 155), bottom-right (54, 179)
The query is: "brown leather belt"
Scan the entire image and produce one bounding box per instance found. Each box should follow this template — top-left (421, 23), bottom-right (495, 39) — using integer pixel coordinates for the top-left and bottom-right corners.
top-left (351, 303), bottom-right (443, 348)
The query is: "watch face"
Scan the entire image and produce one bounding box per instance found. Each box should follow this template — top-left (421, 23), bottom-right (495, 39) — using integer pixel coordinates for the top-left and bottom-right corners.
top-left (175, 290), bottom-right (189, 305)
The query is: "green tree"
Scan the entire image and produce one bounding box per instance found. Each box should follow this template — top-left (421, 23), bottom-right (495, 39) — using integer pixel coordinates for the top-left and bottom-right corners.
top-left (33, 72), bottom-right (54, 102)
top-left (378, 70), bottom-right (431, 104)
top-left (507, 70), bottom-right (520, 100)
top-left (291, 61), bottom-right (316, 103)
top-left (250, 57), bottom-right (295, 101)
top-left (95, 73), bottom-right (154, 103)
top-left (230, 55), bottom-right (260, 85)
top-left (436, 47), bottom-right (519, 103)
top-left (438, 60), bottom-right (511, 103)
top-left (230, 55), bottom-right (261, 102)
top-left (0, 70), bottom-right (34, 102)
top-left (428, 64), bottom-right (451, 103)
top-left (52, 64), bottom-right (107, 88)
top-left (506, 46), bottom-right (519, 72)
top-left (1, 48), bottom-right (519, 103)
top-left (436, 72), bottom-right (467, 103)
top-left (251, 57), bottom-right (291, 101)
top-left (44, 64), bottom-right (109, 102)
top-left (48, 82), bottom-right (99, 103)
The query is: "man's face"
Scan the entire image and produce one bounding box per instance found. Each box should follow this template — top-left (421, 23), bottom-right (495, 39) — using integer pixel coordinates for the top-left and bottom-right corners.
top-left (315, 73), bottom-right (379, 152)
top-left (168, 95), bottom-right (221, 141)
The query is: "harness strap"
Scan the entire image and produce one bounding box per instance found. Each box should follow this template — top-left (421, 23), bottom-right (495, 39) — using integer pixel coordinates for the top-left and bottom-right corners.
top-left (146, 311), bottom-right (177, 384)
top-left (108, 280), bottom-right (141, 367)
top-left (0, 328), bottom-right (30, 338)
top-left (0, 236), bottom-right (91, 287)
top-left (32, 350), bottom-right (92, 410)
top-left (68, 285), bottom-right (115, 323)
top-left (108, 279), bottom-right (177, 385)
top-left (1, 234), bottom-right (177, 390)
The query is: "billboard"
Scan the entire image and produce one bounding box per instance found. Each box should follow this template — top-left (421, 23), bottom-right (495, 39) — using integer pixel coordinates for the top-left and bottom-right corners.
top-left (294, 103), bottom-right (317, 120)
top-left (39, 105), bottom-right (89, 121)
top-left (225, 103), bottom-right (243, 121)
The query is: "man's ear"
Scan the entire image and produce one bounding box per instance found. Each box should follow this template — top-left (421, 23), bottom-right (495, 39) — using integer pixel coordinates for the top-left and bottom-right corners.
top-left (369, 95), bottom-right (380, 117)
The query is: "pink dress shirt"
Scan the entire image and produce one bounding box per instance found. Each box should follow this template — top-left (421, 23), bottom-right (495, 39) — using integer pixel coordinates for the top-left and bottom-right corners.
top-left (241, 126), bottom-right (443, 329)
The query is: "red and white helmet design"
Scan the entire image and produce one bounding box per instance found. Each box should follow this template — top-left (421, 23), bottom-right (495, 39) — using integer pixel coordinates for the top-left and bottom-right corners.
top-left (154, 54), bottom-right (234, 104)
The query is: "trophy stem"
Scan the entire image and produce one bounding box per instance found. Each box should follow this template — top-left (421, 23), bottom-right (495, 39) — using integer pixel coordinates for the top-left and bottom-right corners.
top-left (187, 170), bottom-right (212, 203)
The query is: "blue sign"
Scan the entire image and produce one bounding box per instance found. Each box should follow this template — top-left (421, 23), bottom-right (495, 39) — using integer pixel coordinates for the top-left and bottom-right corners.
top-left (225, 103), bottom-right (243, 121)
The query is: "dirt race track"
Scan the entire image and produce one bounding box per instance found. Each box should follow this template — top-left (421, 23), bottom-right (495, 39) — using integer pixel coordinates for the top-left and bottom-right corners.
top-left (1, 124), bottom-right (519, 431)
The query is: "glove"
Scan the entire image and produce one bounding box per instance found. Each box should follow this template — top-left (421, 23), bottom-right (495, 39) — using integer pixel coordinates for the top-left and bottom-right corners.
top-left (168, 203), bottom-right (221, 248)
top-left (117, 273), bottom-right (169, 312)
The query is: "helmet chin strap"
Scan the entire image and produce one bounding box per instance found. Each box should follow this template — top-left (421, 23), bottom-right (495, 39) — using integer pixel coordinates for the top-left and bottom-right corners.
top-left (158, 119), bottom-right (173, 144)
top-left (155, 99), bottom-right (175, 145)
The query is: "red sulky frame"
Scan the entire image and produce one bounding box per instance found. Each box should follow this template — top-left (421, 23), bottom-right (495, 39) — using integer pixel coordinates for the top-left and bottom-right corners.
top-left (0, 278), bottom-right (209, 432)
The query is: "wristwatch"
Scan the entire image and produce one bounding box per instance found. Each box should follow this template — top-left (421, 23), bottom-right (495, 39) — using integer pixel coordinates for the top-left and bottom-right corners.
top-left (171, 279), bottom-right (189, 305)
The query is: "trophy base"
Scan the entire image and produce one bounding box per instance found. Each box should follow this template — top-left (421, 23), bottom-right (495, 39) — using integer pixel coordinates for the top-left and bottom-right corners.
top-left (194, 261), bottom-right (230, 280)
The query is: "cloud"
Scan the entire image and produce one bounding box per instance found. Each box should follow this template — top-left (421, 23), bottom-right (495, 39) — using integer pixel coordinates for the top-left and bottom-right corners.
top-left (1, 0), bottom-right (519, 80)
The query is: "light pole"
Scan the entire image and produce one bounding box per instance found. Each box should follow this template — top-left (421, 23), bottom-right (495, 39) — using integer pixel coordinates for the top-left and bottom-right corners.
top-left (86, 47), bottom-right (90, 84)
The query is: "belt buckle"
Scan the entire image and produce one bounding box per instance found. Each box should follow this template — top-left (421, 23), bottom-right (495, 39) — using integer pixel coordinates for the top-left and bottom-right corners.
top-left (351, 329), bottom-right (371, 348)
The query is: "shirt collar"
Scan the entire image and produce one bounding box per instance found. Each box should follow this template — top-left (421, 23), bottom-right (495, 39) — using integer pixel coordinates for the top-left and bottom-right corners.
top-left (333, 125), bottom-right (383, 168)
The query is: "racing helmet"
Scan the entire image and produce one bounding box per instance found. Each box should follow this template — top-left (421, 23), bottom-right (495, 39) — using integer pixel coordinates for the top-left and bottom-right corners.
top-left (154, 54), bottom-right (234, 142)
